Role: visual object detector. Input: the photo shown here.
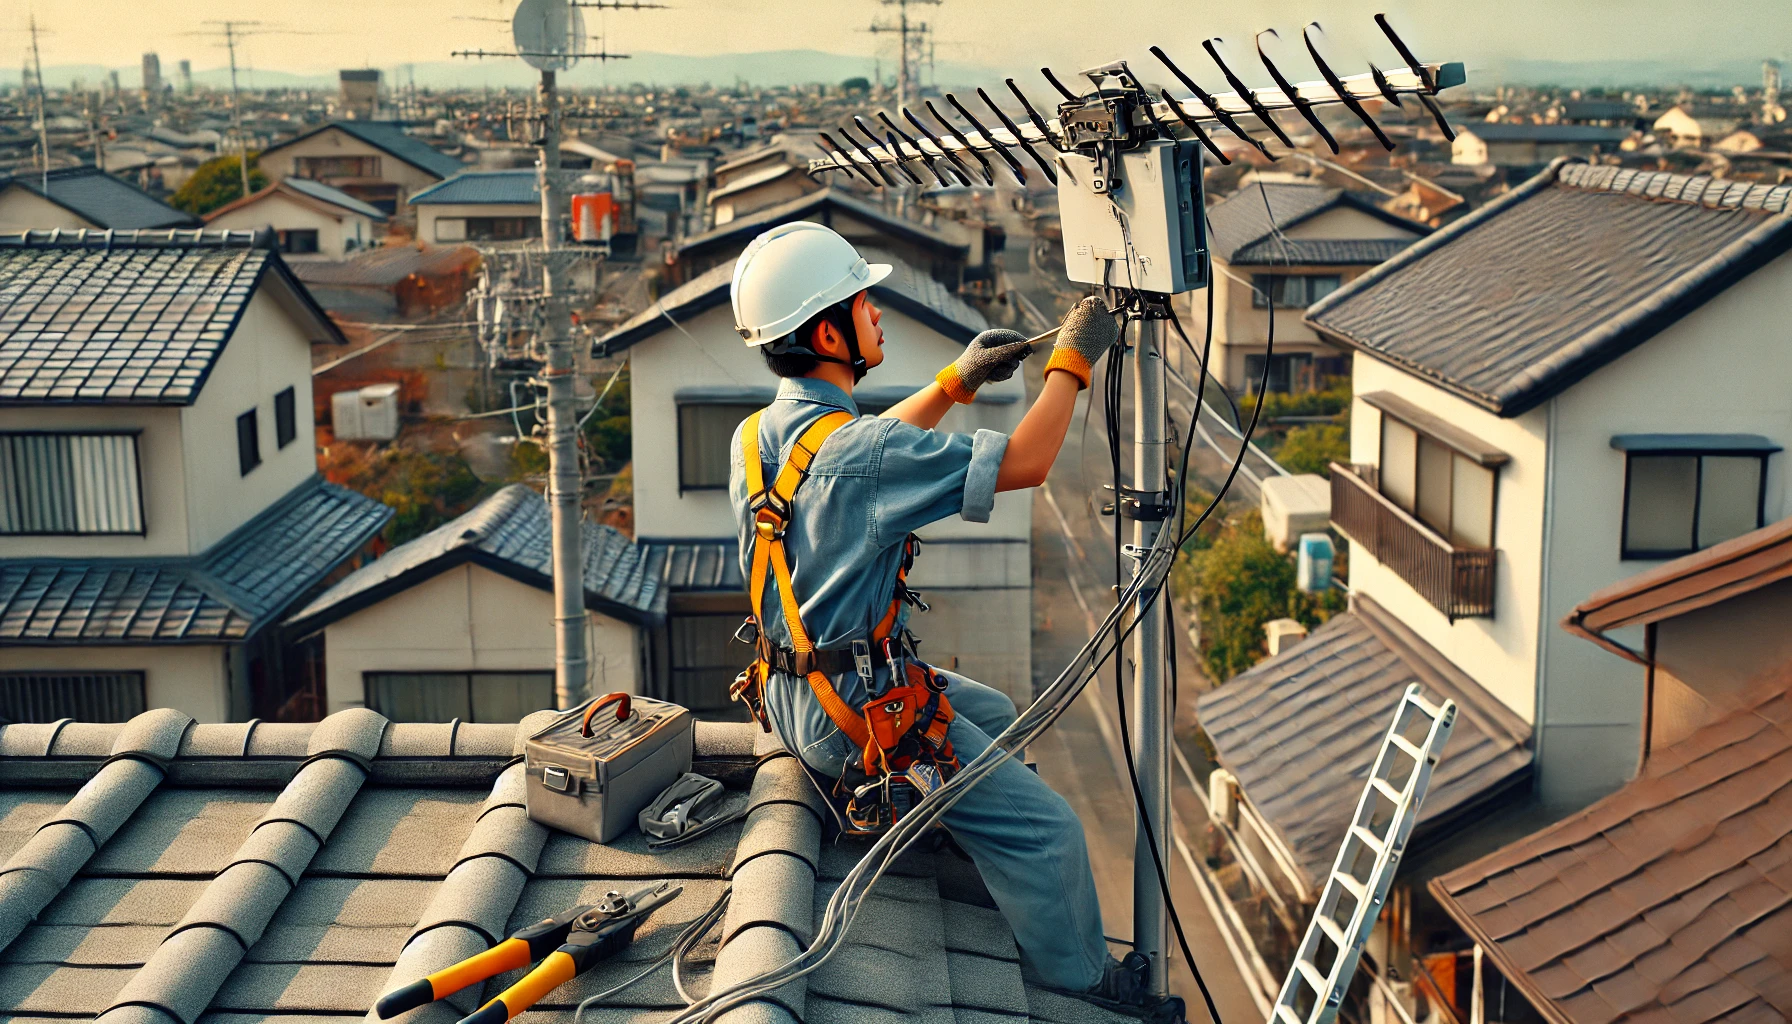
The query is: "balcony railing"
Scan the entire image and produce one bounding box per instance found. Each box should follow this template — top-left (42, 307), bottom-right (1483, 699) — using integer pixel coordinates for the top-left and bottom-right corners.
top-left (1330, 463), bottom-right (1496, 620)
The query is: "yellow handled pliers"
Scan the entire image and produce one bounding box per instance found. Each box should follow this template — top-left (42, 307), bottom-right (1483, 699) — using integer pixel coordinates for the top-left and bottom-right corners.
top-left (374, 881), bottom-right (683, 1024)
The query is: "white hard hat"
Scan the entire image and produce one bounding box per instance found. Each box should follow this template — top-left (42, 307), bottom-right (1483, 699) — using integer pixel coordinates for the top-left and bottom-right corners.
top-left (731, 223), bottom-right (891, 347)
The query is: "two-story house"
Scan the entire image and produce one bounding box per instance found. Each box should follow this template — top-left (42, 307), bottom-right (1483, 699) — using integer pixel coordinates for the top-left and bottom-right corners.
top-left (202, 178), bottom-right (387, 259)
top-left (593, 253), bottom-right (1031, 713)
top-left (0, 230), bottom-right (392, 725)
top-left (1199, 182), bottom-right (1428, 394)
top-left (408, 170), bottom-right (542, 245)
top-left (257, 122), bottom-right (465, 219)
top-left (1191, 160), bottom-right (1792, 1020)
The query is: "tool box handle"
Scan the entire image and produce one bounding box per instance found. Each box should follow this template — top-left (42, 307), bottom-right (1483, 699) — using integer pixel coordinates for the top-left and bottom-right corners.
top-left (581, 692), bottom-right (632, 737)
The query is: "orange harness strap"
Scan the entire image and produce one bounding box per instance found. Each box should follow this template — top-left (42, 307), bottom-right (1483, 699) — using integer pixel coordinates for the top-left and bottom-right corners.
top-left (740, 409), bottom-right (872, 753)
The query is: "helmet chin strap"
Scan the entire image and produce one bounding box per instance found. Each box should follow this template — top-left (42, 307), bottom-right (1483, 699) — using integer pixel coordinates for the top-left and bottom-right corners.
top-left (778, 319), bottom-right (869, 383)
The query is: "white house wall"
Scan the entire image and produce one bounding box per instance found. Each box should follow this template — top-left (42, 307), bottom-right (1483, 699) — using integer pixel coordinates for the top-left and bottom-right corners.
top-left (257, 129), bottom-right (443, 217)
top-left (1347, 353), bottom-right (1551, 725)
top-left (0, 187), bottom-right (97, 232)
top-left (1537, 252), bottom-right (1792, 808)
top-left (0, 644), bottom-right (230, 723)
top-left (178, 289), bottom-right (319, 552)
top-left (0, 404), bottom-right (190, 559)
top-left (417, 202), bottom-right (540, 244)
top-left (319, 563), bottom-right (640, 715)
top-left (206, 193), bottom-right (371, 259)
top-left (1283, 208), bottom-right (1418, 242)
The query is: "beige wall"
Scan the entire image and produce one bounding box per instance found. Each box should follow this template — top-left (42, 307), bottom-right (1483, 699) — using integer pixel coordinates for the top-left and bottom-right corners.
top-left (418, 202), bottom-right (539, 244)
top-left (1347, 354), bottom-right (1551, 725)
top-left (1654, 577), bottom-right (1792, 733)
top-left (0, 644), bottom-right (231, 723)
top-left (206, 192), bottom-right (375, 259)
top-left (0, 186), bottom-right (96, 231)
top-left (712, 176), bottom-right (814, 226)
top-left (258, 128), bottom-right (444, 217)
top-left (178, 289), bottom-right (319, 552)
top-left (0, 404), bottom-right (190, 559)
top-left (914, 586), bottom-right (1032, 703)
top-left (320, 563), bottom-right (641, 715)
top-left (1284, 208), bottom-right (1417, 242)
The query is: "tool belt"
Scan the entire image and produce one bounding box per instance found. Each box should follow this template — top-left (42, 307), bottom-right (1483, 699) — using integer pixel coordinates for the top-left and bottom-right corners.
top-left (730, 406), bottom-right (959, 836)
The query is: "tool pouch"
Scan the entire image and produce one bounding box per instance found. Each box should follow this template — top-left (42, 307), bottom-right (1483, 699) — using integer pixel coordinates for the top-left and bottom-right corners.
top-left (524, 692), bottom-right (694, 843)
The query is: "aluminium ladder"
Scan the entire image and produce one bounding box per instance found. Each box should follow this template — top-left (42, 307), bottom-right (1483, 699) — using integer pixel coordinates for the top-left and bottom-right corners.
top-left (1269, 683), bottom-right (1457, 1024)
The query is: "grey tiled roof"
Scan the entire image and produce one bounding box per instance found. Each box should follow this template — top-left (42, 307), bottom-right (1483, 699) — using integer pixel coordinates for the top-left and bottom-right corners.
top-left (674, 188), bottom-right (970, 263)
top-left (0, 167), bottom-right (200, 230)
top-left (1195, 596), bottom-right (1533, 889)
top-left (278, 176), bottom-right (390, 220)
top-left (1206, 182), bottom-right (1426, 266)
top-left (1454, 123), bottom-right (1634, 144)
top-left (0, 709), bottom-right (1133, 1023)
top-left (0, 477), bottom-right (392, 644)
top-left (264, 122), bottom-right (466, 181)
top-left (595, 246), bottom-right (988, 354)
top-left (0, 230), bottom-right (344, 406)
top-left (1306, 159), bottom-right (1792, 416)
top-left (287, 484), bottom-right (661, 634)
top-left (641, 540), bottom-right (745, 601)
top-left (408, 170), bottom-right (540, 207)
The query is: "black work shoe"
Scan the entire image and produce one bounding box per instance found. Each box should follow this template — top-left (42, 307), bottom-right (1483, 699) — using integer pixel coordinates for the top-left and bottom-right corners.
top-left (1072, 954), bottom-right (1189, 1023)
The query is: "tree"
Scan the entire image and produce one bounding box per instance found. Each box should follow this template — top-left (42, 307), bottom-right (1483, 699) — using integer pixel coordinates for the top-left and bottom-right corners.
top-left (841, 76), bottom-right (871, 94)
top-left (323, 445), bottom-right (489, 546)
top-left (1183, 510), bottom-right (1345, 682)
top-left (1276, 422), bottom-right (1349, 477)
top-left (169, 154), bottom-right (268, 216)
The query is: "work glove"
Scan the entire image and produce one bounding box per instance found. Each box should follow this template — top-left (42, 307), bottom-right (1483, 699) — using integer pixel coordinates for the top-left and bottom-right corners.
top-left (1044, 296), bottom-right (1121, 390)
top-left (935, 328), bottom-right (1034, 404)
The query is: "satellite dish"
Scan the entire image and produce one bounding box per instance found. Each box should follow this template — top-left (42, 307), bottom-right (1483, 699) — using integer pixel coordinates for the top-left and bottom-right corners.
top-left (512, 0), bottom-right (586, 72)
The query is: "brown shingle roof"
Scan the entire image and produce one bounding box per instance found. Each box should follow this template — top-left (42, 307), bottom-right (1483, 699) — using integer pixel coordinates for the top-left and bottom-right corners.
top-left (1430, 683), bottom-right (1792, 1024)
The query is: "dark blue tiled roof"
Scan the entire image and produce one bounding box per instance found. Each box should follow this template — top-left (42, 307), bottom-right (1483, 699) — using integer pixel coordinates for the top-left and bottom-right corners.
top-left (287, 484), bottom-right (661, 633)
top-left (280, 177), bottom-right (389, 220)
top-left (0, 167), bottom-right (200, 230)
top-left (0, 478), bottom-right (391, 644)
top-left (268, 121), bottom-right (465, 181)
top-left (0, 230), bottom-right (341, 406)
top-left (595, 246), bottom-right (987, 354)
top-left (408, 170), bottom-right (539, 207)
top-left (1195, 597), bottom-right (1532, 888)
top-left (639, 539), bottom-right (744, 611)
top-left (1206, 181), bottom-right (1426, 266)
top-left (1306, 161), bottom-right (1792, 415)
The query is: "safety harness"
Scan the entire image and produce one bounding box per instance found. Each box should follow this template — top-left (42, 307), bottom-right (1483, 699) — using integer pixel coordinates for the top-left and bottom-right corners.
top-left (730, 407), bottom-right (959, 833)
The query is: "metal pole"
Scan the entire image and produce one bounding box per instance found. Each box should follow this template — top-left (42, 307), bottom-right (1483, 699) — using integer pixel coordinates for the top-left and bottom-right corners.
top-left (896, 0), bottom-right (909, 113)
top-left (225, 25), bottom-right (249, 199)
top-left (29, 16), bottom-right (49, 190)
top-left (537, 68), bottom-right (589, 709)
top-left (1131, 304), bottom-right (1170, 998)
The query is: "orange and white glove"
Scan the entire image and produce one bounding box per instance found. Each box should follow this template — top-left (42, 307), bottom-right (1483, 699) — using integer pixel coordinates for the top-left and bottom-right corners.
top-left (935, 328), bottom-right (1034, 404)
top-left (1043, 297), bottom-right (1121, 389)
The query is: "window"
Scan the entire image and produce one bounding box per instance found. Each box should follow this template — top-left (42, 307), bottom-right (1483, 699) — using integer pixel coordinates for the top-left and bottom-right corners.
top-left (0, 432), bottom-right (144, 535)
top-left (0, 672), bottom-right (147, 723)
top-left (465, 217), bottom-right (541, 241)
top-left (294, 155), bottom-right (381, 179)
top-left (1378, 414), bottom-right (1497, 548)
top-left (434, 218), bottom-right (467, 242)
top-left (1618, 438), bottom-right (1774, 559)
top-left (278, 229), bottom-right (319, 254)
top-left (1251, 274), bottom-right (1342, 308)
top-left (363, 671), bottom-right (554, 722)
top-left (237, 409), bottom-right (261, 476)
top-left (1243, 353), bottom-right (1313, 394)
top-left (275, 387), bottom-right (297, 449)
top-left (678, 403), bottom-right (759, 491)
top-left (665, 613), bottom-right (751, 711)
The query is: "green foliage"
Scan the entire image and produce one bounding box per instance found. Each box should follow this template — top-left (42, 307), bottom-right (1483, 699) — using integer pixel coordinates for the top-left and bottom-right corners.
top-left (1276, 422), bottom-right (1350, 478)
top-left (1179, 510), bottom-right (1345, 683)
top-left (169, 154), bottom-right (269, 216)
top-left (1237, 379), bottom-right (1353, 421)
top-left (840, 76), bottom-right (872, 94)
top-left (582, 365), bottom-right (632, 473)
top-left (342, 448), bottom-right (489, 546)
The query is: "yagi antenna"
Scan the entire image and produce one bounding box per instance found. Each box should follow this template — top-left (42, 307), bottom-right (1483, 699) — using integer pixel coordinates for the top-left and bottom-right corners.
top-left (811, 14), bottom-right (1461, 186)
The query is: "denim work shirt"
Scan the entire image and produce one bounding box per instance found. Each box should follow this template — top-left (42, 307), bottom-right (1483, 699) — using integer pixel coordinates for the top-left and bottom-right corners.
top-left (728, 377), bottom-right (1009, 767)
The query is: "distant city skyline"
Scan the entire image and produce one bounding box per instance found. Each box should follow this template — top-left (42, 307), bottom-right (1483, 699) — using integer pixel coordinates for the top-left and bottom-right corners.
top-left (10, 0), bottom-right (1788, 87)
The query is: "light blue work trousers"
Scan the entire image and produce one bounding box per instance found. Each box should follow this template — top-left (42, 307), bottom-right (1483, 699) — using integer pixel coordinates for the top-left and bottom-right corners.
top-left (764, 667), bottom-right (1109, 991)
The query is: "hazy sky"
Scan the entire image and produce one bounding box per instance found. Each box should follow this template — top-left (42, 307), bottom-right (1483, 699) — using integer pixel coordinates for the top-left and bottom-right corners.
top-left (12, 0), bottom-right (1789, 76)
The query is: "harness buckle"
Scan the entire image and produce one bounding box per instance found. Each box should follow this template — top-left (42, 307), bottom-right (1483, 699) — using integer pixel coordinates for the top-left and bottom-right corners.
top-left (753, 506), bottom-right (785, 541)
top-left (731, 617), bottom-right (760, 645)
top-left (851, 640), bottom-right (874, 683)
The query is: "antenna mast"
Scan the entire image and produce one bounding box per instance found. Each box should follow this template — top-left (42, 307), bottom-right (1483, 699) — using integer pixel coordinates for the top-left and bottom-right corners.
top-left (28, 14), bottom-right (49, 189)
top-left (866, 0), bottom-right (938, 113)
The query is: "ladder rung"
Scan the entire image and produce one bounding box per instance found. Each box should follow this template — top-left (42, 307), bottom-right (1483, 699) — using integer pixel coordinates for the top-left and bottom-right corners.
top-left (1315, 914), bottom-right (1348, 948)
top-left (1389, 733), bottom-right (1423, 759)
top-left (1333, 872), bottom-right (1366, 901)
top-left (1351, 825), bottom-right (1385, 855)
top-left (1296, 959), bottom-right (1328, 992)
top-left (1372, 777), bottom-right (1403, 802)
top-left (1275, 1003), bottom-right (1305, 1024)
top-left (1408, 692), bottom-right (1445, 719)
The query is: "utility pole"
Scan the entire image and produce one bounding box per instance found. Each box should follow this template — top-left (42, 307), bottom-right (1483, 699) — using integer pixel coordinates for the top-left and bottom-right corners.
top-left (215, 21), bottom-right (254, 199)
top-left (28, 14), bottom-right (49, 189)
top-left (535, 68), bottom-right (589, 711)
top-left (1130, 301), bottom-right (1171, 998)
top-left (866, 0), bottom-right (938, 113)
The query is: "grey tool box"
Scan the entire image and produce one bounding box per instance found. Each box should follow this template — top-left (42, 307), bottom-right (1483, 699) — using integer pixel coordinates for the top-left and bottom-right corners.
top-left (524, 692), bottom-right (694, 843)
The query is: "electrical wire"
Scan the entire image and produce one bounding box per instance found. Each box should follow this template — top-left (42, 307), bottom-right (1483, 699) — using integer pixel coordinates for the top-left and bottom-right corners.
top-left (571, 885), bottom-right (734, 1024)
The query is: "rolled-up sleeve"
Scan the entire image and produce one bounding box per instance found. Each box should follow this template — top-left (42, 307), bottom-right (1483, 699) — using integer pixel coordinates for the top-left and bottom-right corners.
top-left (871, 420), bottom-right (1011, 543)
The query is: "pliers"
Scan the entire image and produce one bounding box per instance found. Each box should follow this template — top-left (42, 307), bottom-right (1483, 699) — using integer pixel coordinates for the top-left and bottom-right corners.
top-left (375, 881), bottom-right (684, 1024)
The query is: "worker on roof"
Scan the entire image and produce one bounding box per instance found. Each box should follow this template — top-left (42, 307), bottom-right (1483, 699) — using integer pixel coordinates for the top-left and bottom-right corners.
top-left (727, 222), bottom-right (1172, 1016)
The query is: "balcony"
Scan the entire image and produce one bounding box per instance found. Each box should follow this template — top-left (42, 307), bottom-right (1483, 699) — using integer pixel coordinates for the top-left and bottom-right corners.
top-left (1330, 463), bottom-right (1496, 620)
